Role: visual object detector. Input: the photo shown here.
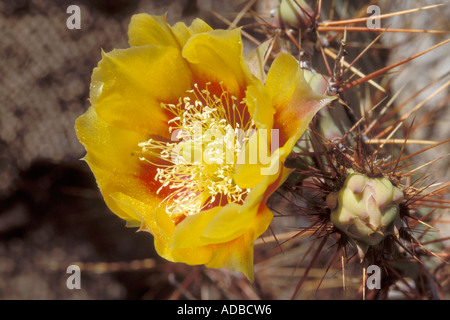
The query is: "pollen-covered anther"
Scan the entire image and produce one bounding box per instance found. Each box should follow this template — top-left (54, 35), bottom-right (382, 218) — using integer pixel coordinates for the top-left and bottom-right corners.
top-left (139, 84), bottom-right (253, 217)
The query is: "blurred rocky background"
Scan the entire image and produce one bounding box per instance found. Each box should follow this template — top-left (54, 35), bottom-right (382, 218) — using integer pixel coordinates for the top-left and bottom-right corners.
top-left (379, 0), bottom-right (449, 178)
top-left (0, 0), bottom-right (448, 299)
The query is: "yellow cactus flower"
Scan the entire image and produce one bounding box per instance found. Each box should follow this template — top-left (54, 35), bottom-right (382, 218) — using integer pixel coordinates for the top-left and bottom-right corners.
top-left (75, 13), bottom-right (334, 281)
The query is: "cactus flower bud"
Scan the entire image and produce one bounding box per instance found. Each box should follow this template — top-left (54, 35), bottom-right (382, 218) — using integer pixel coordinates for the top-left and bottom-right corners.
top-left (327, 172), bottom-right (404, 259)
top-left (278, 0), bottom-right (314, 30)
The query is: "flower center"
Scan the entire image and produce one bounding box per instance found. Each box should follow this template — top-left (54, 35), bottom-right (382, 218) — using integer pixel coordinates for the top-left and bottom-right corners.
top-left (139, 83), bottom-right (254, 217)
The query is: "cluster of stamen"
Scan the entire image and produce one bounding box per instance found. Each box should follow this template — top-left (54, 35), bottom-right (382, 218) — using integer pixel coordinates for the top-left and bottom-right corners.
top-left (139, 83), bottom-right (254, 217)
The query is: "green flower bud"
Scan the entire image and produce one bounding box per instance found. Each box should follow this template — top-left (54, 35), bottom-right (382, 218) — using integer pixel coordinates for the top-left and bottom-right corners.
top-left (278, 0), bottom-right (314, 29)
top-left (327, 172), bottom-right (403, 258)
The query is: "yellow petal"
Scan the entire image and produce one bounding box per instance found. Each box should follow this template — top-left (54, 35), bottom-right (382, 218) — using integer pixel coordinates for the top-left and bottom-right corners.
top-left (172, 206), bottom-right (225, 248)
top-left (75, 107), bottom-right (143, 175)
top-left (171, 246), bottom-right (213, 266)
top-left (241, 152), bottom-right (293, 216)
top-left (147, 206), bottom-right (214, 266)
top-left (236, 55), bottom-right (334, 191)
top-left (265, 53), bottom-right (336, 147)
top-left (91, 45), bottom-right (192, 136)
top-left (172, 18), bottom-right (213, 47)
top-left (108, 192), bottom-right (149, 226)
top-left (202, 203), bottom-right (250, 243)
top-left (234, 128), bottom-right (274, 189)
top-left (152, 205), bottom-right (175, 238)
top-left (182, 28), bottom-right (253, 96)
top-left (187, 18), bottom-right (214, 34)
top-left (128, 14), bottom-right (213, 50)
top-left (128, 14), bottom-right (180, 48)
top-left (206, 231), bottom-right (255, 282)
top-left (245, 84), bottom-right (274, 129)
top-left (89, 166), bottom-right (146, 224)
top-left (303, 69), bottom-right (330, 95)
top-left (75, 107), bottom-right (167, 223)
